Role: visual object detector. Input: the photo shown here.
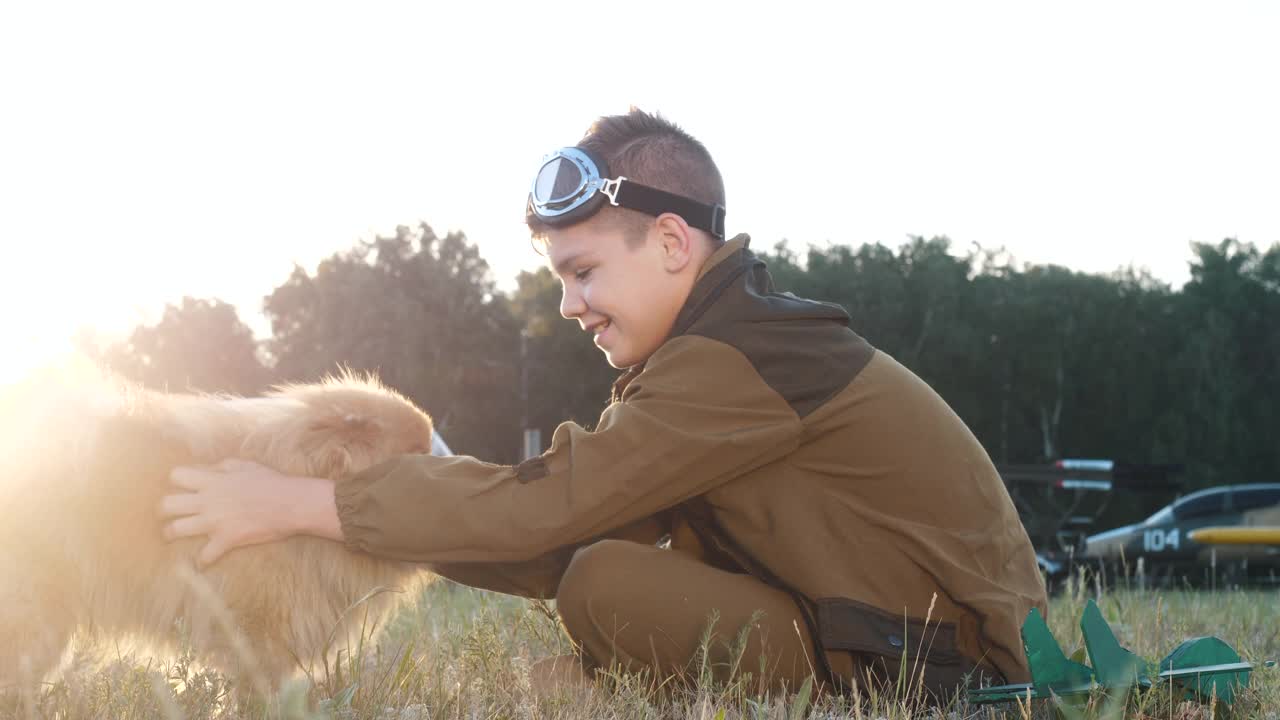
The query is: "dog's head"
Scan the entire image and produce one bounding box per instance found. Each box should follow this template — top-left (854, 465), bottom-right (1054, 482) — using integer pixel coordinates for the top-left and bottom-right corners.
top-left (242, 374), bottom-right (435, 480)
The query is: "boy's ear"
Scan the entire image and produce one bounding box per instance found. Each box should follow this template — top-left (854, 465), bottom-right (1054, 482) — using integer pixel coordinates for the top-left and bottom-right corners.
top-left (654, 213), bottom-right (696, 273)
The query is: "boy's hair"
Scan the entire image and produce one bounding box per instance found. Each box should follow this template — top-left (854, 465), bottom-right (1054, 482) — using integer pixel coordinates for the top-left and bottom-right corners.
top-left (528, 108), bottom-right (726, 251)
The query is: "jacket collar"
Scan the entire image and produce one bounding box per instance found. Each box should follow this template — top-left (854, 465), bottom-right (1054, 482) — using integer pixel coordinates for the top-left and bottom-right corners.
top-left (672, 233), bottom-right (757, 339)
top-left (695, 233), bottom-right (751, 284)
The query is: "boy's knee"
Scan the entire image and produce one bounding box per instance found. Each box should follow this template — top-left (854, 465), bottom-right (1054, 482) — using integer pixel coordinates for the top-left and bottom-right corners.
top-left (556, 539), bottom-right (638, 634)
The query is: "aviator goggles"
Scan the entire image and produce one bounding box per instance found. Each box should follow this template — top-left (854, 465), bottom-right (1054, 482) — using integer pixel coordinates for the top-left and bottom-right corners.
top-left (526, 146), bottom-right (726, 239)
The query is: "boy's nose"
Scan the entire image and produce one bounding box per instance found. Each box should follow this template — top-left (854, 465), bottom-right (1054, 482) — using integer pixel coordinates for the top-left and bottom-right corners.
top-left (559, 287), bottom-right (586, 320)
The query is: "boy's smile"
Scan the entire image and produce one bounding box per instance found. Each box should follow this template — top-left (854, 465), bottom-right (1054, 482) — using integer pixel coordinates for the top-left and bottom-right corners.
top-left (586, 318), bottom-right (613, 347)
top-left (545, 210), bottom-right (710, 369)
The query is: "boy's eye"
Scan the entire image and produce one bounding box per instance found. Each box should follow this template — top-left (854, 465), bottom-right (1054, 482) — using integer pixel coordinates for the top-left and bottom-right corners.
top-left (574, 267), bottom-right (593, 282)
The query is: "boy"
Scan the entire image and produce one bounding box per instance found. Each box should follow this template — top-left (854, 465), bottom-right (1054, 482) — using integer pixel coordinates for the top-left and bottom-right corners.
top-left (163, 109), bottom-right (1046, 699)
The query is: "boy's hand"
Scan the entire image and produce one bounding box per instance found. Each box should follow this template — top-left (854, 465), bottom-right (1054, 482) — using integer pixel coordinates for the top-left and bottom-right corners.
top-left (160, 459), bottom-right (337, 567)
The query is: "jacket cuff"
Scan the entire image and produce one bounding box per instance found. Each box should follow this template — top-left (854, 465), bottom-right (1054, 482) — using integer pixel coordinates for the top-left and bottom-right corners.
top-left (333, 456), bottom-right (402, 555)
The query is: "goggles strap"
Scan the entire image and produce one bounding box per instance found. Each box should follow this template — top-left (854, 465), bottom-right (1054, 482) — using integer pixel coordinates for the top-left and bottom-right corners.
top-left (613, 180), bottom-right (726, 240)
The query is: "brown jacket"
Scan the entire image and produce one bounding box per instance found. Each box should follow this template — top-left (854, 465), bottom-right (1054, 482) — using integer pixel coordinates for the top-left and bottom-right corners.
top-left (336, 235), bottom-right (1047, 684)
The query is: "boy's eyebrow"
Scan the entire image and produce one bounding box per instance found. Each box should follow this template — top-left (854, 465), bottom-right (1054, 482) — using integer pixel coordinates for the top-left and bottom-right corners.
top-left (552, 251), bottom-right (591, 277)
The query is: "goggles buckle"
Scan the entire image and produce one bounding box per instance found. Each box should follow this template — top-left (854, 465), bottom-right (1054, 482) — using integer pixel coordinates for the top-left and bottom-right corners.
top-left (599, 176), bottom-right (625, 207)
top-left (710, 203), bottom-right (726, 239)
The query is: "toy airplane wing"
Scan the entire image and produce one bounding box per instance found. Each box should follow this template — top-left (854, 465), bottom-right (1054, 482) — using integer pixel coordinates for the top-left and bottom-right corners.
top-left (1079, 600), bottom-right (1152, 688)
top-left (969, 607), bottom-right (1096, 703)
top-left (970, 600), bottom-right (1269, 707)
top-left (1156, 636), bottom-right (1257, 705)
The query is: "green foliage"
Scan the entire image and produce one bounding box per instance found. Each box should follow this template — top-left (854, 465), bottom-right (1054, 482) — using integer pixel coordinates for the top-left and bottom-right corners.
top-left (2, 583), bottom-right (1275, 719)
top-left (262, 223), bottom-right (524, 462)
top-left (758, 236), bottom-right (1280, 503)
top-left (111, 226), bottom-right (1280, 507)
top-left (1173, 240), bottom-right (1280, 488)
top-left (101, 297), bottom-right (271, 395)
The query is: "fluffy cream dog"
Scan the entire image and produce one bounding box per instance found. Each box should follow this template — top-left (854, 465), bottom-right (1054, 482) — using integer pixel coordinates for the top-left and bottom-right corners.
top-left (0, 361), bottom-right (437, 687)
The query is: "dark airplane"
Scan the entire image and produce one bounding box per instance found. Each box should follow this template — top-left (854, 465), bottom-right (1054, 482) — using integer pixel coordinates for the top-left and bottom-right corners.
top-left (1081, 483), bottom-right (1280, 585)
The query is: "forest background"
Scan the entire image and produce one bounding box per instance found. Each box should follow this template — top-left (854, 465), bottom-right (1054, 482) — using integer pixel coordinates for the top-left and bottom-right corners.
top-left (91, 228), bottom-right (1280, 527)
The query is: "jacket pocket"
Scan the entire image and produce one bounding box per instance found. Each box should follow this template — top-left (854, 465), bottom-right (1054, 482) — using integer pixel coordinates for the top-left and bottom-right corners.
top-left (815, 597), bottom-right (963, 666)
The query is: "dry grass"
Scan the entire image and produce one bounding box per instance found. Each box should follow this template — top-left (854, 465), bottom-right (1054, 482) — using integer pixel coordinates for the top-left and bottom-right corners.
top-left (1, 572), bottom-right (1276, 719)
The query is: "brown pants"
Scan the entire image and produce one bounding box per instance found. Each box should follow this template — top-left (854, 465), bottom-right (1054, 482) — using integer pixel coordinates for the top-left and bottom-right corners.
top-left (556, 539), bottom-right (831, 690)
top-left (437, 540), bottom-right (984, 699)
top-left (438, 539), bottom-right (834, 690)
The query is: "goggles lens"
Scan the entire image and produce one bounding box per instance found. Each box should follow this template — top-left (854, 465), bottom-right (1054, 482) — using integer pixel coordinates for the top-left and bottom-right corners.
top-left (533, 155), bottom-right (588, 209)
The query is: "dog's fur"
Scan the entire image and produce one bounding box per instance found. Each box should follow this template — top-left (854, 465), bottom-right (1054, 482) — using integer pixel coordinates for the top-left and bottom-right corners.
top-left (0, 360), bottom-right (437, 687)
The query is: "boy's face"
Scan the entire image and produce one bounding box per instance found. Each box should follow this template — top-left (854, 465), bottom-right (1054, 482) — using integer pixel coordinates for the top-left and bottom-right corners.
top-left (545, 211), bottom-right (704, 369)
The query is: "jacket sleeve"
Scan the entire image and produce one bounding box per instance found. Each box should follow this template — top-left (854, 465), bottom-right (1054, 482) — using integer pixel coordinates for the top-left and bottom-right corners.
top-left (334, 335), bottom-right (802, 563)
top-left (428, 515), bottom-right (670, 598)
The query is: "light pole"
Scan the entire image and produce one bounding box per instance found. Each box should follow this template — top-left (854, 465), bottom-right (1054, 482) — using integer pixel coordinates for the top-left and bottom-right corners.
top-left (520, 329), bottom-right (541, 460)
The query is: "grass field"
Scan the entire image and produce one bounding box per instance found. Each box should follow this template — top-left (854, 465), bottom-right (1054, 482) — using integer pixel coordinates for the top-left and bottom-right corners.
top-left (1, 573), bottom-right (1276, 720)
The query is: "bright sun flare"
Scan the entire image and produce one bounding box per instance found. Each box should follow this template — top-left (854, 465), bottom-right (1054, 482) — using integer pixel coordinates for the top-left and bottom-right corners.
top-left (3, 329), bottom-right (78, 388)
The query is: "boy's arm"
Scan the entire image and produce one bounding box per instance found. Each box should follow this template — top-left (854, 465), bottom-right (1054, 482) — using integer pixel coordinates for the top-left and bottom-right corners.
top-left (336, 335), bottom-right (801, 564)
top-left (429, 515), bottom-right (669, 598)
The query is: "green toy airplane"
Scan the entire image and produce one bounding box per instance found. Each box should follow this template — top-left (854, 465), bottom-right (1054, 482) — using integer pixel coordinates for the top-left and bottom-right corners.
top-left (969, 600), bottom-right (1271, 706)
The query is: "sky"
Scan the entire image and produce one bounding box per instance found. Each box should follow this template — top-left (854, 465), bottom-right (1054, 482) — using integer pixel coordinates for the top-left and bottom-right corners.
top-left (1, 1), bottom-right (1277, 383)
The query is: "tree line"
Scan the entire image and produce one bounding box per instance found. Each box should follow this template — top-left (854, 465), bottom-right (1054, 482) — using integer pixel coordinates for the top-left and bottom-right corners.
top-left (94, 224), bottom-right (1280, 522)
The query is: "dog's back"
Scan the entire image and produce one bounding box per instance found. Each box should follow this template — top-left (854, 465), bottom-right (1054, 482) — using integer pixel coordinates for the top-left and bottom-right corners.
top-left (0, 364), bottom-right (436, 686)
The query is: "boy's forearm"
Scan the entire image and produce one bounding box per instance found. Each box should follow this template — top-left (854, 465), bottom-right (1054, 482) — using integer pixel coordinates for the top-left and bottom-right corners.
top-left (292, 475), bottom-right (344, 542)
